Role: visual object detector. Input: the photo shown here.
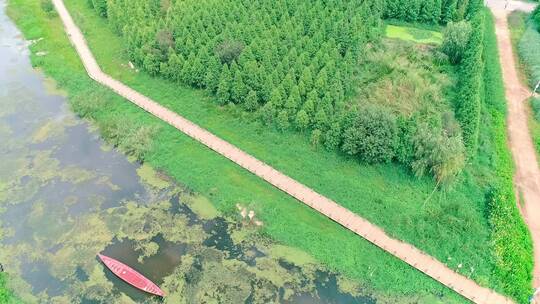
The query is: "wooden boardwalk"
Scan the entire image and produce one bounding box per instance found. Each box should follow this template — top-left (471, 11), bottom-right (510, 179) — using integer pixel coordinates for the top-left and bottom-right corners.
top-left (52, 0), bottom-right (515, 302)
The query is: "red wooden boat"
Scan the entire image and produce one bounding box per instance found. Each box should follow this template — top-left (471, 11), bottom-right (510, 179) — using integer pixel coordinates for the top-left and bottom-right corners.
top-left (98, 254), bottom-right (165, 297)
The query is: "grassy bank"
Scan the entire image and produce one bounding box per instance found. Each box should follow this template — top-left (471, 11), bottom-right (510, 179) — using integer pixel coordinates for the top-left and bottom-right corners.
top-left (6, 0), bottom-right (532, 302)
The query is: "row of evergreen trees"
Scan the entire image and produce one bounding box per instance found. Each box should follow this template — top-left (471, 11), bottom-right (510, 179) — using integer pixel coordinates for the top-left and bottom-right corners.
top-left (384, 0), bottom-right (481, 24)
top-left (87, 0), bottom-right (482, 181)
top-left (103, 0), bottom-right (382, 133)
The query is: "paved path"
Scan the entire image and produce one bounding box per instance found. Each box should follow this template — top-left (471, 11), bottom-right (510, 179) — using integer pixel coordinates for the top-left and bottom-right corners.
top-left (488, 3), bottom-right (540, 302)
top-left (51, 0), bottom-right (515, 302)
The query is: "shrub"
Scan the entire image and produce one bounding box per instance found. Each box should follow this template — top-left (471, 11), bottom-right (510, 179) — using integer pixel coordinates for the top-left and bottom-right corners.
top-left (70, 88), bottom-right (107, 120)
top-left (40, 0), bottom-right (54, 15)
top-left (91, 0), bottom-right (108, 18)
top-left (531, 98), bottom-right (540, 121)
top-left (441, 21), bottom-right (472, 64)
top-left (341, 105), bottom-right (398, 163)
top-left (410, 123), bottom-right (465, 182)
top-left (99, 118), bottom-right (159, 162)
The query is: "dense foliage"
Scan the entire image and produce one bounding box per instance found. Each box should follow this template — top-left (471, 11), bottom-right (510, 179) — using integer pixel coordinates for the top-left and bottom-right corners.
top-left (91, 0), bottom-right (470, 181)
top-left (384, 0), bottom-right (482, 24)
top-left (518, 17), bottom-right (540, 88)
top-left (455, 13), bottom-right (484, 154)
top-left (441, 21), bottom-right (471, 64)
top-left (533, 6), bottom-right (540, 32)
top-left (483, 11), bottom-right (533, 303)
top-left (105, 0), bottom-right (381, 117)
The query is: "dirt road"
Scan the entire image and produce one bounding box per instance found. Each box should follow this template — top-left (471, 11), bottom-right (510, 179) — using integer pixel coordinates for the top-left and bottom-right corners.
top-left (490, 5), bottom-right (540, 297)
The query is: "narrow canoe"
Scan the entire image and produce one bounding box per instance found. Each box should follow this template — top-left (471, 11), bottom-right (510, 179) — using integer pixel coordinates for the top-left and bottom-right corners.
top-left (98, 254), bottom-right (165, 297)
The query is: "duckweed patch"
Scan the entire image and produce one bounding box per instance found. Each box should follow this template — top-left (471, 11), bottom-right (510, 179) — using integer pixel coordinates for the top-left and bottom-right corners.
top-left (136, 164), bottom-right (170, 190)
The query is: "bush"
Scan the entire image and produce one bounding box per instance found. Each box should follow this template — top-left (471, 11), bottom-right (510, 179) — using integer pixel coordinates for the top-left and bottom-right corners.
top-left (91, 0), bottom-right (108, 17)
top-left (341, 105), bottom-right (398, 163)
top-left (40, 0), bottom-right (55, 16)
top-left (99, 118), bottom-right (159, 162)
top-left (531, 98), bottom-right (540, 121)
top-left (410, 123), bottom-right (465, 182)
top-left (441, 21), bottom-right (472, 64)
top-left (70, 88), bottom-right (108, 120)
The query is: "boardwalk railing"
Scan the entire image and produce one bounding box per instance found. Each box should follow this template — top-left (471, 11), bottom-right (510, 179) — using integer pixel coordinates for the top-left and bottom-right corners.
top-left (51, 0), bottom-right (515, 302)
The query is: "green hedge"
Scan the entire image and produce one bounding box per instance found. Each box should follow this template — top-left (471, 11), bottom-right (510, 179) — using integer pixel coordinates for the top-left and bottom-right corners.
top-left (483, 10), bottom-right (534, 303)
top-left (455, 13), bottom-right (483, 154)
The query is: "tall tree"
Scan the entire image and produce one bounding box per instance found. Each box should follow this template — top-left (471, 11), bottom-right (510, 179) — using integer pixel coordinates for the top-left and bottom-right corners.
top-left (216, 64), bottom-right (232, 105)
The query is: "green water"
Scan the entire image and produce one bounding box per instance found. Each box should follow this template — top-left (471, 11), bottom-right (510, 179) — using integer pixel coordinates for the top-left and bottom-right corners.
top-left (0, 2), bottom-right (376, 303)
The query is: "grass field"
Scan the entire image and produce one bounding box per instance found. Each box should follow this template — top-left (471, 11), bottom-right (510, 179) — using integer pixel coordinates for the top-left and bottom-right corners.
top-left (385, 24), bottom-right (443, 44)
top-left (5, 0), bottom-right (531, 301)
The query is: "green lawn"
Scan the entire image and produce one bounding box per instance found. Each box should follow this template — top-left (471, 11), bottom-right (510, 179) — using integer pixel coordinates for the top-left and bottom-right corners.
top-left (5, 0), bottom-right (529, 301)
top-left (385, 24), bottom-right (443, 45)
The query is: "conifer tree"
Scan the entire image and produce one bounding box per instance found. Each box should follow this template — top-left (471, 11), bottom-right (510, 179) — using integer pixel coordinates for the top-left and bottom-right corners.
top-left (216, 64), bottom-right (232, 105)
top-left (276, 110), bottom-right (290, 131)
top-left (300, 66), bottom-right (314, 93)
top-left (259, 102), bottom-right (276, 125)
top-left (314, 109), bottom-right (329, 130)
top-left (285, 86), bottom-right (301, 117)
top-left (311, 129), bottom-right (322, 147)
top-left (295, 110), bottom-right (310, 130)
top-left (204, 56), bottom-right (221, 92)
top-left (231, 69), bottom-right (247, 103)
top-left (244, 90), bottom-right (259, 112)
top-left (269, 86), bottom-right (285, 109)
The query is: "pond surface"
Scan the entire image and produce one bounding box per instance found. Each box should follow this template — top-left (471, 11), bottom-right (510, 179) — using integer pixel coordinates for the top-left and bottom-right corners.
top-left (0, 2), bottom-right (376, 303)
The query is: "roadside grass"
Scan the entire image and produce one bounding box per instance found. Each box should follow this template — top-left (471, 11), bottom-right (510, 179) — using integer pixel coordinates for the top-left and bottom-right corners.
top-left (518, 17), bottom-right (540, 88)
top-left (385, 24), bottom-right (443, 45)
top-left (530, 98), bottom-right (540, 154)
top-left (6, 0), bottom-right (530, 302)
top-left (483, 11), bottom-right (534, 303)
top-left (508, 11), bottom-right (530, 84)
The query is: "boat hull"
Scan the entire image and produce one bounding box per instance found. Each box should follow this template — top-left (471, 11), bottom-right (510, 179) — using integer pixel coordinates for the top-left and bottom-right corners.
top-left (98, 254), bottom-right (164, 297)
